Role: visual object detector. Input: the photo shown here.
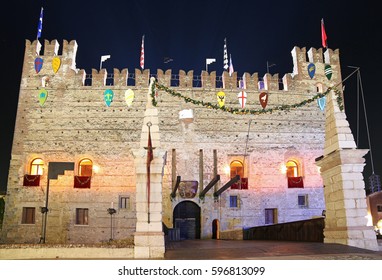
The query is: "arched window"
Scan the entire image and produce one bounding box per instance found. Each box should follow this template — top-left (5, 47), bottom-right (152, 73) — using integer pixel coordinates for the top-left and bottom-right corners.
top-left (230, 160), bottom-right (244, 179)
top-left (286, 160), bottom-right (299, 178)
top-left (30, 158), bottom-right (44, 175)
top-left (229, 160), bottom-right (248, 189)
top-left (286, 160), bottom-right (304, 188)
top-left (316, 83), bottom-right (324, 93)
top-left (79, 158), bottom-right (93, 176)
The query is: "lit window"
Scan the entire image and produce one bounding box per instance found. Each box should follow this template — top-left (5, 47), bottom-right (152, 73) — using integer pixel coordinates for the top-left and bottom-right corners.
top-left (30, 158), bottom-right (44, 175)
top-left (76, 208), bottom-right (89, 225)
top-left (230, 160), bottom-right (244, 179)
top-left (286, 160), bottom-right (299, 178)
top-left (22, 207), bottom-right (35, 224)
top-left (79, 159), bottom-right (93, 176)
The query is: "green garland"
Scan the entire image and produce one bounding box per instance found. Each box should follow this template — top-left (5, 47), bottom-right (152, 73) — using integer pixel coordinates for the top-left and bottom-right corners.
top-left (152, 82), bottom-right (344, 115)
top-left (150, 80), bottom-right (158, 107)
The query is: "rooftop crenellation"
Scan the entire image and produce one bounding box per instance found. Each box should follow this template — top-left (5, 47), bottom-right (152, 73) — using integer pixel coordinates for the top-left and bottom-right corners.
top-left (24, 39), bottom-right (341, 91)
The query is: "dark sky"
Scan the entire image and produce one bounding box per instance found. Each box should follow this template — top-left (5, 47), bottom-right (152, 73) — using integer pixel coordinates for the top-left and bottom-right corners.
top-left (1, 1), bottom-right (381, 192)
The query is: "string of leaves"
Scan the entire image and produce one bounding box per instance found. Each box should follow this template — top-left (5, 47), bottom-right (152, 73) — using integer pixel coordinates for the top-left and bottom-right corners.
top-left (151, 81), bottom-right (344, 115)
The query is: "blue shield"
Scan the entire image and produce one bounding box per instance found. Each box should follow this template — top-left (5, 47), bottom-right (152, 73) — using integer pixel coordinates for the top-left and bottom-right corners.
top-left (318, 96), bottom-right (326, 111)
top-left (104, 89), bottom-right (114, 107)
top-left (308, 63), bottom-right (315, 79)
top-left (34, 57), bottom-right (43, 73)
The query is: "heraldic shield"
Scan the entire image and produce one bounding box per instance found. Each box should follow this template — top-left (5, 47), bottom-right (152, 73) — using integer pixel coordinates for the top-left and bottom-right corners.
top-left (178, 181), bottom-right (198, 199)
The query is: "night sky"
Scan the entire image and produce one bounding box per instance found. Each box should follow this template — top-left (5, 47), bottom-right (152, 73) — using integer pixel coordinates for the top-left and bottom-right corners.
top-left (1, 1), bottom-right (381, 192)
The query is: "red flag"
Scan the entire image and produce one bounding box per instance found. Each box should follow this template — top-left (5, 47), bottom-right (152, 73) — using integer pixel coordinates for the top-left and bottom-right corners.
top-left (321, 18), bottom-right (328, 48)
top-left (140, 35), bottom-right (145, 70)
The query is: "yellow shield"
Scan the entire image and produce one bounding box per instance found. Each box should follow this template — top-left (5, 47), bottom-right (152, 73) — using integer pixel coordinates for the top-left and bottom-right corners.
top-left (217, 91), bottom-right (225, 108)
top-left (52, 57), bottom-right (61, 73)
top-left (125, 89), bottom-right (135, 107)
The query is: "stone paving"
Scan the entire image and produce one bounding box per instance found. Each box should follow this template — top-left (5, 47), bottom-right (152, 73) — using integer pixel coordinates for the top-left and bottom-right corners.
top-left (164, 239), bottom-right (382, 260)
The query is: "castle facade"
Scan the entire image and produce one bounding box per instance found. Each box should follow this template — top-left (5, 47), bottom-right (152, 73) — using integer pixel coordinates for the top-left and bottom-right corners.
top-left (1, 39), bottom-right (342, 244)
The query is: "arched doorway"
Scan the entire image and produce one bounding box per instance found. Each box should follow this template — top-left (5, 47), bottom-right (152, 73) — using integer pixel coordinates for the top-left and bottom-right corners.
top-left (212, 219), bottom-right (220, 239)
top-left (173, 201), bottom-right (201, 240)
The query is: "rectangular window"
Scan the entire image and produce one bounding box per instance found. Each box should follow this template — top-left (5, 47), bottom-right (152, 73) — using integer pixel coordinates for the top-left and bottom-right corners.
top-left (119, 196), bottom-right (130, 209)
top-left (229, 196), bottom-right (238, 208)
top-left (298, 194), bottom-right (308, 208)
top-left (76, 208), bottom-right (89, 225)
top-left (377, 205), bottom-right (382, 212)
top-left (22, 207), bottom-right (35, 224)
top-left (265, 208), bottom-right (277, 224)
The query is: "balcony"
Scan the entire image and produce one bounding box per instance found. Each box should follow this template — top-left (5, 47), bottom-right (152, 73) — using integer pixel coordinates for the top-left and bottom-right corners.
top-left (74, 176), bottom-right (91, 188)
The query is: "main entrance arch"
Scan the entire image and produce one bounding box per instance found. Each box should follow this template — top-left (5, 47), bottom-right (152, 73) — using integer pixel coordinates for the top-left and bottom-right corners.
top-left (173, 201), bottom-right (201, 240)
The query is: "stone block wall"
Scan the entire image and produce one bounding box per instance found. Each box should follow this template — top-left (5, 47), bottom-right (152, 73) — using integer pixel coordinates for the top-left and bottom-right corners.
top-left (1, 39), bottom-right (341, 243)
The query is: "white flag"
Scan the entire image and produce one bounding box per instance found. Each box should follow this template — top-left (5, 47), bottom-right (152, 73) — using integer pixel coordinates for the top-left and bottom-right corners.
top-left (223, 38), bottom-right (228, 71)
top-left (100, 55), bottom-right (111, 70)
top-left (229, 54), bottom-right (234, 76)
top-left (101, 55), bottom-right (111, 62)
top-left (206, 58), bottom-right (216, 65)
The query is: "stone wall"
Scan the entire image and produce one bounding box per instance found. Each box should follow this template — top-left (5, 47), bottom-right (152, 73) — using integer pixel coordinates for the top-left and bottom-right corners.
top-left (1, 39), bottom-right (341, 243)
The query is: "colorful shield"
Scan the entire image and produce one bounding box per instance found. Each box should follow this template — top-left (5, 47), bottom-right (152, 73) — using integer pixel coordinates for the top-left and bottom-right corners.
top-left (38, 89), bottom-right (48, 107)
top-left (238, 90), bottom-right (247, 108)
top-left (125, 89), bottom-right (135, 107)
top-left (34, 57), bottom-right (43, 73)
top-left (259, 92), bottom-right (268, 109)
top-left (325, 64), bottom-right (332, 80)
top-left (307, 63), bottom-right (316, 79)
top-left (52, 57), bottom-right (61, 73)
top-left (318, 96), bottom-right (326, 111)
top-left (217, 91), bottom-right (226, 108)
top-left (104, 89), bottom-right (114, 107)
top-left (258, 81), bottom-right (265, 90)
top-left (178, 181), bottom-right (198, 199)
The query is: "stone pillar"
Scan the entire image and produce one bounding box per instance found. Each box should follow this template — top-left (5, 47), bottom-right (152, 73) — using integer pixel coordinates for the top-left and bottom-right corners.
top-left (132, 77), bottom-right (166, 258)
top-left (316, 89), bottom-right (378, 251)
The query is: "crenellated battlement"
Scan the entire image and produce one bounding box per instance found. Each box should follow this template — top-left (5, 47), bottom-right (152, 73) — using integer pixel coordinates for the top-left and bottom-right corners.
top-left (23, 39), bottom-right (342, 92)
top-left (291, 46), bottom-right (341, 82)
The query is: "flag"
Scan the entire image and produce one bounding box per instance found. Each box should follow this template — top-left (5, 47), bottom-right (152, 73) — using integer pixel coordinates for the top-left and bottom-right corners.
top-left (100, 55), bottom-right (111, 70)
top-left (37, 7), bottom-right (43, 39)
top-left (206, 58), bottom-right (216, 71)
top-left (206, 58), bottom-right (216, 65)
top-left (140, 35), bottom-right (145, 70)
top-left (321, 18), bottom-right (328, 48)
top-left (101, 55), bottom-right (111, 62)
top-left (229, 54), bottom-right (234, 76)
top-left (223, 38), bottom-right (229, 71)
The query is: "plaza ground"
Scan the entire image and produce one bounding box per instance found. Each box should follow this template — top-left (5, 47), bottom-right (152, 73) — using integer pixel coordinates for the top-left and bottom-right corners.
top-left (164, 239), bottom-right (382, 260)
